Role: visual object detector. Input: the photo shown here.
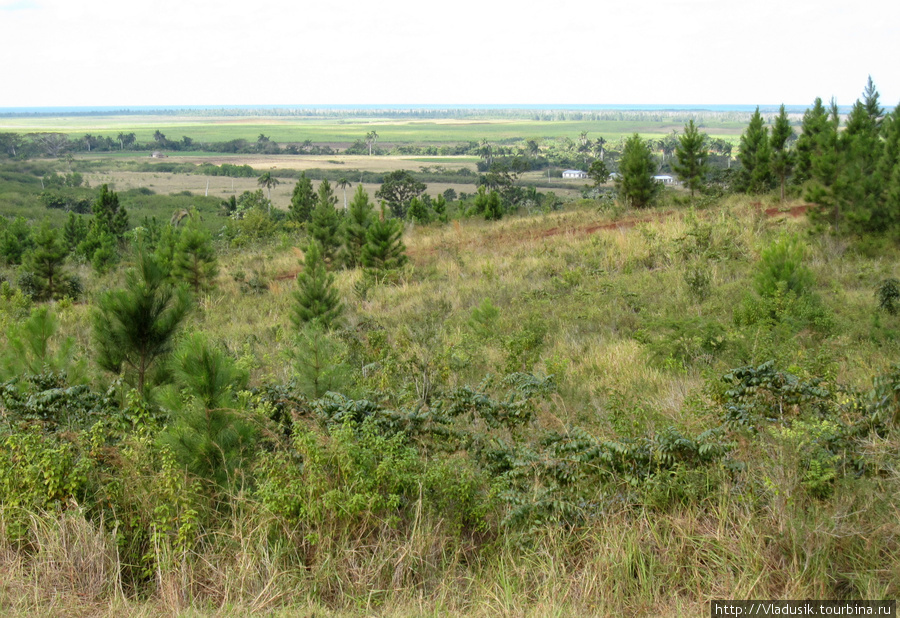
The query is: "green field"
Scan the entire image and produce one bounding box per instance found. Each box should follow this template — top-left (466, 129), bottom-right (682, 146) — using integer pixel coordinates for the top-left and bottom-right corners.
top-left (0, 113), bottom-right (746, 144)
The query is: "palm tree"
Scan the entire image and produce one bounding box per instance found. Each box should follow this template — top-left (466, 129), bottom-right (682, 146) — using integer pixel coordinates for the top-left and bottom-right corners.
top-left (337, 177), bottom-right (351, 209)
top-left (594, 137), bottom-right (607, 161)
top-left (257, 171), bottom-right (280, 202)
top-left (365, 131), bottom-right (378, 156)
top-left (478, 139), bottom-right (493, 168)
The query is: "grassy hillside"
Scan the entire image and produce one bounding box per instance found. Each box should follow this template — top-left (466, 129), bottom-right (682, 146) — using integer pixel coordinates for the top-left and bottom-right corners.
top-left (2, 190), bottom-right (900, 616)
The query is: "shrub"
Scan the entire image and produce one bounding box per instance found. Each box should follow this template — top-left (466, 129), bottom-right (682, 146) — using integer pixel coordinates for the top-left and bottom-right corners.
top-left (876, 278), bottom-right (900, 315)
top-left (755, 234), bottom-right (814, 299)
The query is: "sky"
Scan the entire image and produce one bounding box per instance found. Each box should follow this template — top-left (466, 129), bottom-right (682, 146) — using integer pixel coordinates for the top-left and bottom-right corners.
top-left (1, 0), bottom-right (898, 109)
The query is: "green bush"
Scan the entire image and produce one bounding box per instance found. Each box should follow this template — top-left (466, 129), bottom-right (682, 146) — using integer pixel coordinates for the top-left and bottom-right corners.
top-left (755, 234), bottom-right (815, 299)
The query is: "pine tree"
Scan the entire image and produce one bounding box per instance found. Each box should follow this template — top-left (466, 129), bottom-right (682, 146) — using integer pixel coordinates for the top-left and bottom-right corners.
top-left (736, 107), bottom-right (774, 194)
top-left (289, 172), bottom-right (316, 223)
top-left (805, 99), bottom-right (842, 217)
top-left (93, 250), bottom-right (190, 394)
top-left (158, 334), bottom-right (256, 488)
top-left (63, 212), bottom-right (88, 251)
top-left (770, 104), bottom-right (795, 202)
top-left (92, 184), bottom-right (129, 240)
top-left (672, 119), bottom-right (708, 198)
top-left (794, 97), bottom-right (830, 186)
top-left (341, 185), bottom-right (374, 268)
top-left (878, 103), bottom-right (900, 186)
top-left (78, 184), bottom-right (128, 270)
top-left (292, 241), bottom-right (343, 330)
top-left (361, 211), bottom-right (407, 271)
top-left (310, 181), bottom-right (342, 263)
top-left (1, 306), bottom-right (83, 383)
top-left (407, 196), bottom-right (432, 223)
top-left (484, 190), bottom-right (503, 221)
top-left (289, 322), bottom-right (353, 399)
top-left (471, 186), bottom-right (489, 216)
top-left (317, 178), bottom-right (337, 209)
top-left (432, 193), bottom-right (448, 222)
top-left (152, 223), bottom-right (179, 276)
top-left (0, 216), bottom-right (33, 266)
top-left (876, 104), bottom-right (900, 230)
top-left (24, 219), bottom-right (70, 301)
top-left (834, 79), bottom-right (888, 233)
top-left (616, 133), bottom-right (660, 208)
top-left (172, 218), bottom-right (218, 294)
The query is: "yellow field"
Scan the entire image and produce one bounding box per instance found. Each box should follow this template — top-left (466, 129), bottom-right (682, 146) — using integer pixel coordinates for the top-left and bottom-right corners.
top-left (81, 153), bottom-right (586, 207)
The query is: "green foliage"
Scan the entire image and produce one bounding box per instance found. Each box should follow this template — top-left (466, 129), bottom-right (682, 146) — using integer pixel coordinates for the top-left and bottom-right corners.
top-left (0, 426), bottom-right (94, 511)
top-left (63, 212), bottom-right (88, 250)
top-left (588, 158), bottom-right (610, 186)
top-left (469, 298), bottom-right (500, 339)
top-left (77, 184), bottom-right (128, 270)
top-left (875, 278), bottom-right (900, 316)
top-left (309, 180), bottom-right (342, 263)
top-left (361, 213), bottom-right (408, 271)
top-left (158, 334), bottom-right (256, 488)
top-left (256, 415), bottom-right (421, 531)
top-left (341, 184), bottom-right (373, 268)
top-left (1, 305), bottom-right (83, 382)
top-left (720, 361), bottom-right (832, 429)
top-left (0, 216), bottom-right (33, 265)
top-left (672, 119), bottom-right (709, 197)
top-left (483, 189), bottom-right (503, 221)
top-left (256, 171), bottom-right (280, 200)
top-left (432, 193), bottom-right (448, 221)
top-left (734, 234), bottom-right (829, 331)
top-left (92, 250), bottom-right (191, 393)
top-left (736, 107), bottom-right (774, 194)
top-left (91, 184), bottom-right (129, 240)
top-left (289, 172), bottom-right (316, 223)
top-left (616, 134), bottom-right (660, 209)
top-left (770, 104), bottom-right (795, 201)
top-left (375, 169), bottom-right (426, 218)
top-left (288, 322), bottom-right (354, 399)
top-left (223, 203), bottom-right (279, 246)
top-left (504, 318), bottom-right (546, 373)
top-left (683, 263), bottom-right (712, 302)
top-left (754, 234), bottom-right (814, 299)
top-left (406, 196), bottom-right (431, 224)
top-left (636, 316), bottom-right (727, 367)
top-left (172, 217), bottom-right (218, 294)
top-left (794, 97), bottom-right (832, 187)
top-left (22, 219), bottom-right (72, 301)
top-left (805, 80), bottom-right (898, 235)
top-left (292, 241), bottom-right (343, 330)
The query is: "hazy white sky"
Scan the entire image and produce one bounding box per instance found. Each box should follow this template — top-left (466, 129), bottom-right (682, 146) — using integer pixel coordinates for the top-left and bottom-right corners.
top-left (1, 0), bottom-right (897, 108)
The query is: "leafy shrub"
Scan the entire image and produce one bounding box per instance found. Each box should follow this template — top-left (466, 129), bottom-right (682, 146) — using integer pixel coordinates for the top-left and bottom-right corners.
top-left (720, 361), bottom-right (833, 429)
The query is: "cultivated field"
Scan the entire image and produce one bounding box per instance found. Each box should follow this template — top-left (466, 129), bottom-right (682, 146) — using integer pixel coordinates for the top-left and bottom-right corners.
top-left (0, 113), bottom-right (748, 145)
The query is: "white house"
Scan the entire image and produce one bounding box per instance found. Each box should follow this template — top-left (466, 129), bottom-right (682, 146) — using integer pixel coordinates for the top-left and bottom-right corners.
top-left (562, 169), bottom-right (588, 179)
top-left (653, 175), bottom-right (675, 185)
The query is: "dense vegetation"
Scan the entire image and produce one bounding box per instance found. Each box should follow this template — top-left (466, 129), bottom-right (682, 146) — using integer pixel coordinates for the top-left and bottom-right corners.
top-left (1, 85), bottom-right (900, 616)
